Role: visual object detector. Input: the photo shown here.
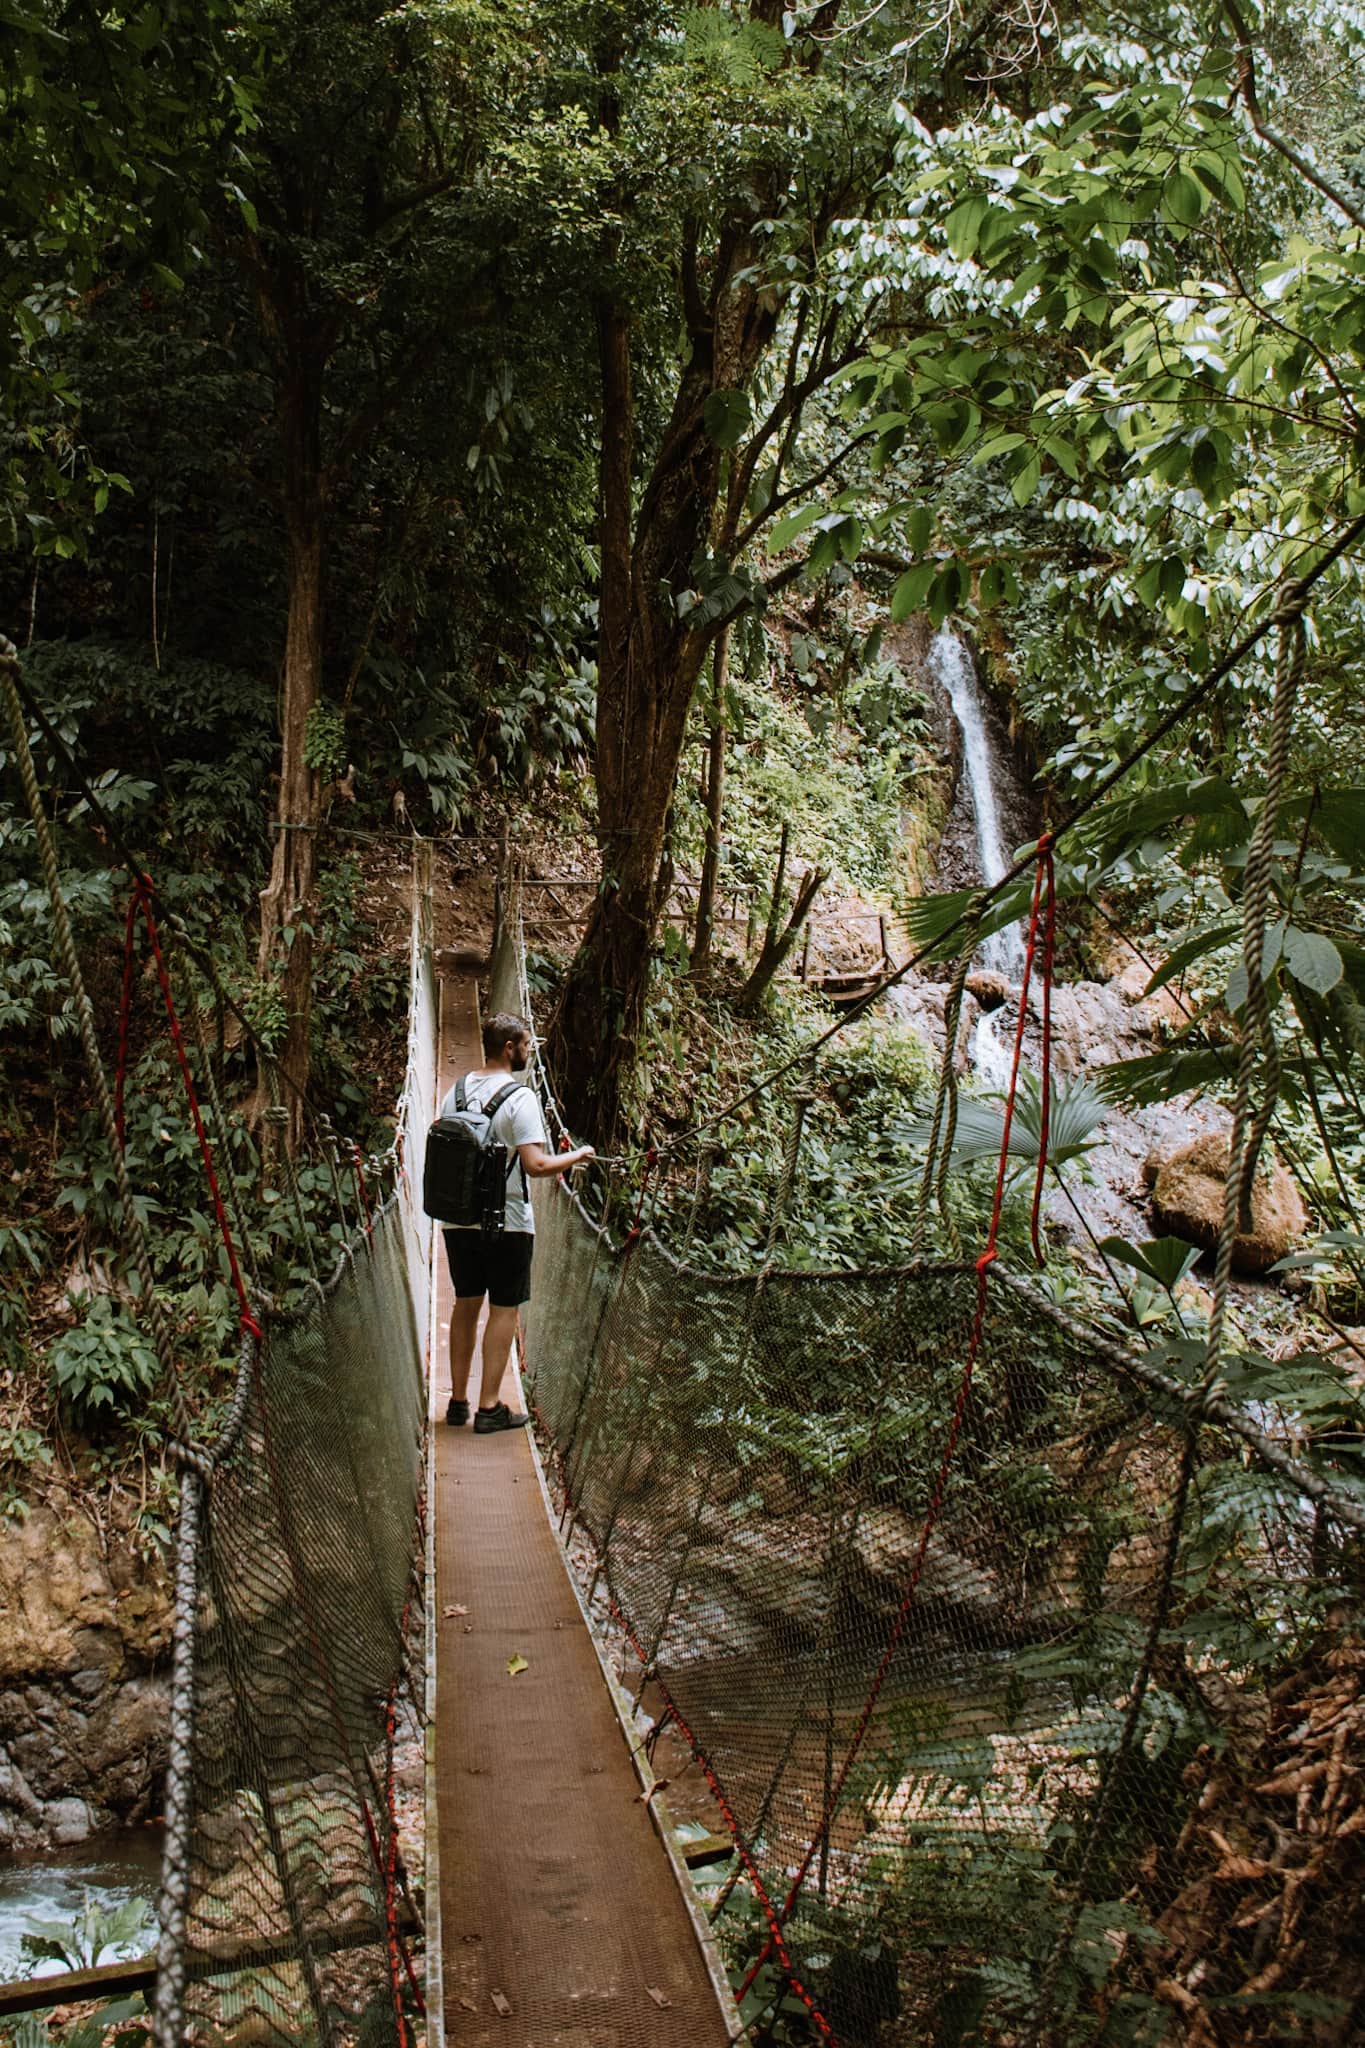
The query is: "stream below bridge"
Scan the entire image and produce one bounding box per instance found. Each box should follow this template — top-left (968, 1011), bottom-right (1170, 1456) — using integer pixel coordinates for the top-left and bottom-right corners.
top-left (0, 1828), bottom-right (161, 1982)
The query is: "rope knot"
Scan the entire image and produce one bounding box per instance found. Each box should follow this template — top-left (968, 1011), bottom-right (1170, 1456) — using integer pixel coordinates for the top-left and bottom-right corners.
top-left (976, 1247), bottom-right (999, 1278)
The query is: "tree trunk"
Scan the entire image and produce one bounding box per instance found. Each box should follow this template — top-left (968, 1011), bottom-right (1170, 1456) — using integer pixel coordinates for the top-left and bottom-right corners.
top-left (254, 364), bottom-right (325, 1151)
top-left (546, 144), bottom-right (795, 1142)
top-left (691, 625), bottom-right (729, 974)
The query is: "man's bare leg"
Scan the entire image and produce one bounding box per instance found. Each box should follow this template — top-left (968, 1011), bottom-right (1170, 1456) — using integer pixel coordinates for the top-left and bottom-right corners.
top-left (478, 1304), bottom-right (520, 1410)
top-left (450, 1296), bottom-right (482, 1409)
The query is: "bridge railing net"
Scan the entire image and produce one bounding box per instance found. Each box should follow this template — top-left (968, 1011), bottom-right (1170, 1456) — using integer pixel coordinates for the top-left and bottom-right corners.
top-left (167, 858), bottom-right (435, 2047)
top-left (502, 888), bottom-right (1365, 2046)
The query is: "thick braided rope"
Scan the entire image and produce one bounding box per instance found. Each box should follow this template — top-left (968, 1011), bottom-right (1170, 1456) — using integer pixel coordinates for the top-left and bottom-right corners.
top-left (151, 1466), bottom-right (203, 2048)
top-left (0, 646), bottom-right (201, 1454)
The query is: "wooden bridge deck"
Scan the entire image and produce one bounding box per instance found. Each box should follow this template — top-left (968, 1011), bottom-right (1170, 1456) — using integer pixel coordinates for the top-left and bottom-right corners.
top-left (431, 971), bottom-right (735, 2047)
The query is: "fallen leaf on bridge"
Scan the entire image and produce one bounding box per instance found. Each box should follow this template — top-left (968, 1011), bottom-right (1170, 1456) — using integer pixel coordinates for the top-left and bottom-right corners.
top-left (443, 1603), bottom-right (469, 1618)
top-left (646, 1987), bottom-right (673, 2009)
top-left (506, 1653), bottom-right (529, 1677)
top-left (490, 1989), bottom-right (513, 2016)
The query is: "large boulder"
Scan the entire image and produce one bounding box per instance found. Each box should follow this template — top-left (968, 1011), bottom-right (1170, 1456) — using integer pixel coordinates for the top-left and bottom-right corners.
top-left (964, 969), bottom-right (1012, 1011)
top-left (0, 1506), bottom-right (171, 1848)
top-left (1144, 1132), bottom-right (1309, 1276)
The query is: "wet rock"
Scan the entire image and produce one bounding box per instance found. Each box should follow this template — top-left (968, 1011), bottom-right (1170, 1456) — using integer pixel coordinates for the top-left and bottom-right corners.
top-left (0, 1508), bottom-right (172, 1847)
top-left (0, 1761), bottom-right (42, 1819)
top-left (884, 980), bottom-right (979, 1075)
top-left (85, 1678), bottom-right (165, 1778)
top-left (965, 969), bottom-right (1011, 1011)
top-left (45, 1796), bottom-right (93, 1845)
top-left (690, 1515), bottom-right (830, 1632)
top-left (1146, 1133), bottom-right (1310, 1276)
top-left (852, 1507), bottom-right (1002, 1619)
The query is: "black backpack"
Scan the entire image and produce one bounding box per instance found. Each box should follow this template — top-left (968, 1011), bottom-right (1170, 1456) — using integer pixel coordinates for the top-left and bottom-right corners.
top-left (423, 1078), bottom-right (529, 1231)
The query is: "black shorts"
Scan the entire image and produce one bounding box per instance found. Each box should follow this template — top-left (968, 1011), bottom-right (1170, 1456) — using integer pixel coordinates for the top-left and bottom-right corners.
top-left (443, 1230), bottom-right (534, 1308)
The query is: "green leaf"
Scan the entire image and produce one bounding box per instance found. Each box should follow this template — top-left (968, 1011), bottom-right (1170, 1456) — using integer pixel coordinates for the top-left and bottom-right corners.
top-left (1298, 788), bottom-right (1365, 867)
top-left (1092, 1049), bottom-right (1234, 1109)
top-left (1162, 168), bottom-right (1205, 227)
top-left (904, 505), bottom-right (933, 554)
top-left (1192, 149), bottom-right (1245, 211)
top-left (1011, 453), bottom-right (1042, 506)
top-left (1143, 924), bottom-right (1240, 994)
top-left (769, 502), bottom-right (824, 551)
top-left (898, 880), bottom-right (1034, 955)
top-left (703, 388), bottom-right (751, 450)
top-left (1282, 927), bottom-right (1343, 995)
top-left (890, 563), bottom-right (935, 622)
top-left (944, 194), bottom-right (989, 259)
top-left (1097, 1235), bottom-right (1203, 1292)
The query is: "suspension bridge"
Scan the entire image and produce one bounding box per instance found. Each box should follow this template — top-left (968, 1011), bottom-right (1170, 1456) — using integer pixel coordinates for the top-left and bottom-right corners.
top-left (4, 618), bottom-right (1365, 2047)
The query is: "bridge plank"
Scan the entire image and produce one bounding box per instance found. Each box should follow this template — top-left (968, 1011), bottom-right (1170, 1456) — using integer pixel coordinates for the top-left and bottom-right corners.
top-left (433, 972), bottom-right (733, 2047)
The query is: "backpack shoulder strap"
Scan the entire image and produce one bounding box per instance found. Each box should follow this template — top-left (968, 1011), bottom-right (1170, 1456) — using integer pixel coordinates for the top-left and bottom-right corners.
top-left (453, 1076), bottom-right (469, 1113)
top-left (482, 1081), bottom-right (528, 1120)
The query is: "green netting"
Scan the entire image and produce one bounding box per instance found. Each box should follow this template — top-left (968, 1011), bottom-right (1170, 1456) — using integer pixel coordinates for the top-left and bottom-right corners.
top-left (157, 875), bottom-right (435, 2047)
top-left (525, 1182), bottom-right (1365, 2046)
top-left (497, 878), bottom-right (1365, 2048)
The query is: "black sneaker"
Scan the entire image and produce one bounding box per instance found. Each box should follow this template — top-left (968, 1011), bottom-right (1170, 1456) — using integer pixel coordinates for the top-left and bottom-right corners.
top-left (473, 1402), bottom-right (530, 1434)
top-left (446, 1397), bottom-right (470, 1427)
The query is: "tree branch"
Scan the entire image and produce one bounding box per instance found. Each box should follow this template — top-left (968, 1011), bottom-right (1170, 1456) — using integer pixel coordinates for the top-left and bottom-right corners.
top-left (1223, 0), bottom-right (1365, 232)
top-left (734, 427), bottom-right (875, 553)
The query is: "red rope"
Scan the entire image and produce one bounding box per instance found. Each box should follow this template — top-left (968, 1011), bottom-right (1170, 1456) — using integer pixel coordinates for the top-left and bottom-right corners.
top-left (114, 886), bottom-right (140, 1148)
top-left (1029, 835), bottom-right (1056, 1265)
top-left (606, 1595), bottom-right (839, 2044)
top-left (738, 838), bottom-right (1056, 1997)
top-left (124, 877), bottom-right (261, 1341)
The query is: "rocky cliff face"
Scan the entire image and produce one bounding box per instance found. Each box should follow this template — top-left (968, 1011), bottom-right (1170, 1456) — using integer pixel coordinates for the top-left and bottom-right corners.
top-left (0, 1506), bottom-right (171, 1849)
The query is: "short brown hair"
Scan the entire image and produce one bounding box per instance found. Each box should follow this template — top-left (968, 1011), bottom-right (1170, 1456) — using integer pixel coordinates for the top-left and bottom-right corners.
top-left (482, 1011), bottom-right (530, 1059)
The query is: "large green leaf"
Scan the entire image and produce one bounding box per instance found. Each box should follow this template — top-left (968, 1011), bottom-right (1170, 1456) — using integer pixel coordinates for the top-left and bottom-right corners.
top-left (1082, 777), bottom-right (1245, 869)
top-left (1281, 926), bottom-right (1343, 995)
top-left (898, 881), bottom-right (1035, 957)
top-left (1098, 1235), bottom-right (1203, 1291)
top-left (898, 1074), bottom-right (1107, 1170)
top-left (1292, 788), bottom-right (1365, 867)
top-left (703, 388), bottom-right (752, 450)
top-left (768, 501), bottom-right (825, 551)
top-left (1092, 1047), bottom-right (1231, 1106)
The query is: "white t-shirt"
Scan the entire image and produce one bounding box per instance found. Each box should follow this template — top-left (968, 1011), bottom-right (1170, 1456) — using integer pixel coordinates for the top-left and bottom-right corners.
top-left (438, 1071), bottom-right (547, 1235)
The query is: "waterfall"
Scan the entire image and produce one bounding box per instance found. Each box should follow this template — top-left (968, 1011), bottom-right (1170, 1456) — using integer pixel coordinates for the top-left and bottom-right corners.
top-left (930, 628), bottom-right (1024, 1088)
top-left (930, 627), bottom-right (1026, 980)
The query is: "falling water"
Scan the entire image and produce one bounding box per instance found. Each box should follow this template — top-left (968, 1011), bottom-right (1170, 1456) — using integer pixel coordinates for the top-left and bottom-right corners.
top-left (929, 629), bottom-right (1024, 1086)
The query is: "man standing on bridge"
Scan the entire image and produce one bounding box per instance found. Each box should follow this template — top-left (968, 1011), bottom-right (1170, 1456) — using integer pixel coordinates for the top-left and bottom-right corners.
top-left (442, 1011), bottom-right (593, 1432)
